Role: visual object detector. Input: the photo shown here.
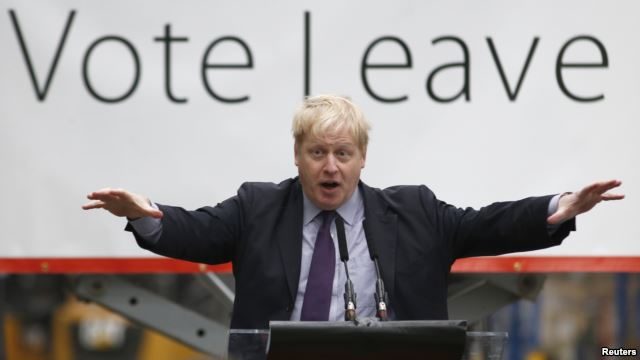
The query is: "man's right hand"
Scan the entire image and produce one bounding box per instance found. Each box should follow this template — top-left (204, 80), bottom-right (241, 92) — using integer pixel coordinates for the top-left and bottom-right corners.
top-left (82, 188), bottom-right (163, 220)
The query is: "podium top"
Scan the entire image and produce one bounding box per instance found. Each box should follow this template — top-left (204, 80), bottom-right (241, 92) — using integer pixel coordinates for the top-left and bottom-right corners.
top-left (227, 321), bottom-right (507, 360)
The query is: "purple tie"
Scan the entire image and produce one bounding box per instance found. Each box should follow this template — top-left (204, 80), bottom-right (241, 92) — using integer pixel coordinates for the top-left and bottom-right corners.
top-left (300, 211), bottom-right (336, 321)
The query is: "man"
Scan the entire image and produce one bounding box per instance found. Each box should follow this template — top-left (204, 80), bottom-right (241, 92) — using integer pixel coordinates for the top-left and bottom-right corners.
top-left (82, 95), bottom-right (623, 329)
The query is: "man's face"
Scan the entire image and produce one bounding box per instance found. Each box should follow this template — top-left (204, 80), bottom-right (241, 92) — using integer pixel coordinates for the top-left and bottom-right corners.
top-left (295, 129), bottom-right (366, 210)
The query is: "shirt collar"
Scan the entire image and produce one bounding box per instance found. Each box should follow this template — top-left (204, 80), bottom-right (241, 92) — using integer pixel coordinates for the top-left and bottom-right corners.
top-left (302, 187), bottom-right (362, 226)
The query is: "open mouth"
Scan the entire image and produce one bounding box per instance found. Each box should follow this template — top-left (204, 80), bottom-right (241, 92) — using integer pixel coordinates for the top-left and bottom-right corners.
top-left (320, 181), bottom-right (340, 190)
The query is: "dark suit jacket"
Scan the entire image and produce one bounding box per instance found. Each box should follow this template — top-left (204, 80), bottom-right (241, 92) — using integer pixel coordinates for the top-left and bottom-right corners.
top-left (130, 178), bottom-right (574, 329)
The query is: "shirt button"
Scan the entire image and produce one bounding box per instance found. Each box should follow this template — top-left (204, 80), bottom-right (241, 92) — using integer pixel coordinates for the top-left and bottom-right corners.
top-left (285, 304), bottom-right (292, 312)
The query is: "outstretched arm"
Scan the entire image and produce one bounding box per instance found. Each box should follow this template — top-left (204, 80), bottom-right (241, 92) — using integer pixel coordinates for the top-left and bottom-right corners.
top-left (547, 179), bottom-right (624, 225)
top-left (82, 188), bottom-right (163, 219)
top-left (83, 186), bottom-right (243, 264)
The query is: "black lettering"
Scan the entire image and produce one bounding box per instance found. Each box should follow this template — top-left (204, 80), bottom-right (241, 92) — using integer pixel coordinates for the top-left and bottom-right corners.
top-left (304, 11), bottom-right (311, 98)
top-left (487, 37), bottom-right (539, 101)
top-left (82, 36), bottom-right (141, 103)
top-left (154, 24), bottom-right (188, 103)
top-left (9, 9), bottom-right (75, 101)
top-left (361, 36), bottom-right (412, 103)
top-left (426, 36), bottom-right (470, 102)
top-left (201, 36), bottom-right (253, 103)
top-left (556, 35), bottom-right (608, 102)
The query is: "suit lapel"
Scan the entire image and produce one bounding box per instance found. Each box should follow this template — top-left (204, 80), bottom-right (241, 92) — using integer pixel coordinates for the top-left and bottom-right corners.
top-left (361, 183), bottom-right (398, 302)
top-left (275, 180), bottom-right (304, 303)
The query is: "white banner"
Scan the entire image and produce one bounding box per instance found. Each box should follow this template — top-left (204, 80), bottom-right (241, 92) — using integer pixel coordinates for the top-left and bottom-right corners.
top-left (0, 0), bottom-right (636, 257)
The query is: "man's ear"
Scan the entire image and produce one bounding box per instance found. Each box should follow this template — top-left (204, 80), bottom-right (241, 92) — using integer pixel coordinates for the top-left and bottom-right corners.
top-left (294, 143), bottom-right (299, 166)
top-left (361, 149), bottom-right (366, 169)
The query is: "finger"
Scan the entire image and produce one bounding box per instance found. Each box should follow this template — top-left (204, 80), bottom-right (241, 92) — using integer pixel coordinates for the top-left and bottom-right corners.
top-left (581, 182), bottom-right (600, 194)
top-left (547, 213), bottom-right (561, 225)
top-left (106, 188), bottom-right (128, 198)
top-left (600, 179), bottom-right (622, 192)
top-left (601, 193), bottom-right (625, 201)
top-left (146, 208), bottom-right (164, 219)
top-left (593, 179), bottom-right (622, 193)
top-left (582, 179), bottom-right (622, 196)
top-left (547, 209), bottom-right (569, 225)
top-left (87, 188), bottom-right (115, 199)
top-left (87, 192), bottom-right (121, 202)
top-left (139, 201), bottom-right (163, 219)
top-left (81, 200), bottom-right (106, 210)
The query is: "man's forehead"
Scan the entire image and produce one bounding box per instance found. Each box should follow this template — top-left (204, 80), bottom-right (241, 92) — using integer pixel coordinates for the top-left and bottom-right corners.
top-left (303, 132), bottom-right (357, 147)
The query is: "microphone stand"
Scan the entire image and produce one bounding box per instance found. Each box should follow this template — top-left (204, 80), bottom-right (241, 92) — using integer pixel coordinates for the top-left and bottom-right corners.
top-left (373, 258), bottom-right (389, 321)
top-left (363, 220), bottom-right (390, 321)
top-left (335, 216), bottom-right (357, 321)
top-left (342, 262), bottom-right (357, 321)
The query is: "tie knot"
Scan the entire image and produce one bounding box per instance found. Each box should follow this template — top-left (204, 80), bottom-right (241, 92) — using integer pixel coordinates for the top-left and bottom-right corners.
top-left (319, 210), bottom-right (336, 226)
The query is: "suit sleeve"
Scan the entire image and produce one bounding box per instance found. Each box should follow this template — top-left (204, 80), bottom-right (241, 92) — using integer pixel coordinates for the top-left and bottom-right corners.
top-left (125, 183), bottom-right (252, 265)
top-left (418, 186), bottom-right (576, 263)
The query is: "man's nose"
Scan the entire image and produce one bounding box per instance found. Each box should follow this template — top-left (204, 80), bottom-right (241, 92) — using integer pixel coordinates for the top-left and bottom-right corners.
top-left (323, 154), bottom-right (338, 173)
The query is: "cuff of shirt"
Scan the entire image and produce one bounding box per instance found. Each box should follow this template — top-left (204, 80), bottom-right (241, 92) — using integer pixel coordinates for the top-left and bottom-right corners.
top-left (546, 193), bottom-right (568, 235)
top-left (128, 202), bottom-right (162, 244)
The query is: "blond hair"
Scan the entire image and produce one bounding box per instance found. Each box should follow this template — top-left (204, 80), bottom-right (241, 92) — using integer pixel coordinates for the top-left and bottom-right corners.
top-left (292, 95), bottom-right (371, 153)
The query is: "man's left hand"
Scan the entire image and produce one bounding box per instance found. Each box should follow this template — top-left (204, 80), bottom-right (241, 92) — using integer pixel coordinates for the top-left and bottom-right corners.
top-left (547, 179), bottom-right (624, 225)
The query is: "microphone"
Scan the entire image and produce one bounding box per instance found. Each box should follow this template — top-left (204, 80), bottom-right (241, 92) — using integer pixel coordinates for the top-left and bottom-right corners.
top-left (335, 216), bottom-right (357, 321)
top-left (362, 220), bottom-right (389, 321)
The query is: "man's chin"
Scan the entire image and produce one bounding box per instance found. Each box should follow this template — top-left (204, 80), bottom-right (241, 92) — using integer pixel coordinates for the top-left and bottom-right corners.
top-left (314, 195), bottom-right (343, 211)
